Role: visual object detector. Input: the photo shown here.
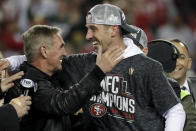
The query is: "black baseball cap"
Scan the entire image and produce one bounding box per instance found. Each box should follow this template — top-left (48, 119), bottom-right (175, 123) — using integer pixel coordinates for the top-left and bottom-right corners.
top-left (147, 40), bottom-right (179, 73)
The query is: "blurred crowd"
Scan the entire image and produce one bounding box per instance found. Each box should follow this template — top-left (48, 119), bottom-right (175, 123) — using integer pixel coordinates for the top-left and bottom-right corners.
top-left (0, 0), bottom-right (196, 73)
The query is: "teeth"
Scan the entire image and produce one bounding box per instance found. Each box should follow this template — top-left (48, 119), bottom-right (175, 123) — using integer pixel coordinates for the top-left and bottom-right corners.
top-left (174, 67), bottom-right (181, 71)
top-left (92, 41), bottom-right (98, 45)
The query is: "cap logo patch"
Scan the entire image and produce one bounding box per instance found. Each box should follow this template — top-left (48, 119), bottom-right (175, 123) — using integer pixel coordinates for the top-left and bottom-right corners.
top-left (130, 33), bottom-right (137, 39)
top-left (129, 67), bottom-right (134, 75)
top-left (107, 14), bottom-right (119, 23)
top-left (20, 79), bottom-right (35, 88)
top-left (86, 13), bottom-right (92, 22)
top-left (121, 12), bottom-right (126, 21)
top-left (90, 103), bottom-right (107, 117)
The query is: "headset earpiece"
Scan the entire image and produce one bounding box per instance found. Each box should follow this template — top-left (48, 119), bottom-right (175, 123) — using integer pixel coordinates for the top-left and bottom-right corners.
top-left (171, 44), bottom-right (180, 60)
top-left (148, 39), bottom-right (180, 60)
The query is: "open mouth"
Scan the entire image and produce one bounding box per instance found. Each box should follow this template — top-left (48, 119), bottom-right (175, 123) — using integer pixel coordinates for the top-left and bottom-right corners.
top-left (92, 41), bottom-right (99, 45)
top-left (174, 66), bottom-right (182, 72)
top-left (91, 41), bottom-right (99, 52)
top-left (59, 57), bottom-right (64, 63)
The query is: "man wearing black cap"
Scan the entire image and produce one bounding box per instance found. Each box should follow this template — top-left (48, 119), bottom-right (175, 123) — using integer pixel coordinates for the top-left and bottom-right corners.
top-left (147, 39), bottom-right (196, 131)
top-left (168, 39), bottom-right (196, 131)
top-left (147, 39), bottom-right (181, 97)
top-left (0, 4), bottom-right (185, 131)
top-left (169, 40), bottom-right (194, 97)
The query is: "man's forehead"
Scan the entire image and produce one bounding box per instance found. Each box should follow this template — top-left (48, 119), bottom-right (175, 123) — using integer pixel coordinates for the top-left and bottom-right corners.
top-left (172, 41), bottom-right (188, 55)
top-left (86, 24), bottom-right (108, 30)
top-left (86, 23), bottom-right (99, 28)
top-left (173, 42), bottom-right (185, 50)
top-left (53, 33), bottom-right (63, 40)
top-left (53, 33), bottom-right (65, 44)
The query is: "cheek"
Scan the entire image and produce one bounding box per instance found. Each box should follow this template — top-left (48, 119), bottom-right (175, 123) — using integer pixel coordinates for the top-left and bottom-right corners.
top-left (177, 59), bottom-right (186, 65)
top-left (182, 59), bottom-right (189, 66)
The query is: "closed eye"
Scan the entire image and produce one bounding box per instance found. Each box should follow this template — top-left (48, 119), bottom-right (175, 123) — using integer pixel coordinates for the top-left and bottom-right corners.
top-left (60, 43), bottom-right (65, 49)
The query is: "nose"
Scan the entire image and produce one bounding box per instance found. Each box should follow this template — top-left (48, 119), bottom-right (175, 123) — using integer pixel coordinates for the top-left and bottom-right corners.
top-left (86, 30), bottom-right (93, 40)
top-left (62, 48), bottom-right (67, 56)
top-left (176, 58), bottom-right (180, 66)
top-left (63, 51), bottom-right (67, 56)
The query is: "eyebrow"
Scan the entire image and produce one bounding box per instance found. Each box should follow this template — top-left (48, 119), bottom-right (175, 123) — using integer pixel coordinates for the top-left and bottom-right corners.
top-left (179, 54), bottom-right (187, 58)
top-left (86, 25), bottom-right (98, 30)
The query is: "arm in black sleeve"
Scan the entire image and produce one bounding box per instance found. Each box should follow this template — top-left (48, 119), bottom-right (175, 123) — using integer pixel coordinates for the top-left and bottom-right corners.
top-left (0, 84), bottom-right (5, 99)
top-left (62, 53), bottom-right (97, 73)
top-left (0, 104), bottom-right (20, 131)
top-left (33, 65), bottom-right (105, 116)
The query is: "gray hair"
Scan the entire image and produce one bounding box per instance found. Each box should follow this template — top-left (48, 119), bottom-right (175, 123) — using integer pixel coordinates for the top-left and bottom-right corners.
top-left (22, 25), bottom-right (61, 63)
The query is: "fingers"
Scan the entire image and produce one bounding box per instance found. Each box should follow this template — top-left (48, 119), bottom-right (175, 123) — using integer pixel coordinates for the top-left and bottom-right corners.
top-left (10, 95), bottom-right (32, 118)
top-left (26, 106), bottom-right (30, 111)
top-left (6, 71), bottom-right (24, 83)
top-left (1, 70), bottom-right (24, 92)
top-left (3, 83), bottom-right (14, 89)
top-left (0, 59), bottom-right (10, 71)
top-left (10, 97), bottom-right (22, 107)
top-left (114, 55), bottom-right (124, 65)
top-left (96, 45), bottom-right (124, 73)
top-left (16, 95), bottom-right (32, 108)
top-left (1, 70), bottom-right (6, 79)
top-left (103, 46), bottom-right (115, 56)
top-left (21, 96), bottom-right (31, 111)
top-left (104, 46), bottom-right (120, 56)
top-left (25, 101), bottom-right (32, 106)
top-left (96, 45), bottom-right (102, 58)
top-left (1, 71), bottom-right (23, 92)
top-left (20, 95), bottom-right (31, 101)
top-left (110, 48), bottom-right (124, 61)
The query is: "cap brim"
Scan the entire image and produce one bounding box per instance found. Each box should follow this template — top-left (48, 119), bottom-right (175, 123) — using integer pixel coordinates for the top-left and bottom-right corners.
top-left (147, 41), bottom-right (177, 73)
top-left (121, 22), bottom-right (137, 35)
top-left (124, 34), bottom-right (141, 47)
top-left (121, 23), bottom-right (142, 47)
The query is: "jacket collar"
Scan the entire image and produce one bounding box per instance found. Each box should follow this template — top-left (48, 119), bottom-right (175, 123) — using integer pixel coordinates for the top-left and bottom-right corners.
top-left (20, 62), bottom-right (51, 81)
top-left (122, 37), bottom-right (143, 59)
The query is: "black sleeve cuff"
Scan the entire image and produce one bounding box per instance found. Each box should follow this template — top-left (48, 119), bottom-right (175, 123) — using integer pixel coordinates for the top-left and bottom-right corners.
top-left (0, 85), bottom-right (5, 99)
top-left (0, 104), bottom-right (20, 130)
top-left (90, 65), bottom-right (105, 82)
top-left (78, 65), bottom-right (105, 95)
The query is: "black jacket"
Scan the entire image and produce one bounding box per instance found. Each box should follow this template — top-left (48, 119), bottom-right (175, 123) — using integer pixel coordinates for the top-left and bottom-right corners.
top-left (0, 104), bottom-right (20, 131)
top-left (5, 61), bottom-right (105, 131)
top-left (0, 86), bottom-right (5, 99)
top-left (167, 78), bottom-right (181, 98)
top-left (0, 81), bottom-right (20, 131)
top-left (188, 77), bottom-right (196, 103)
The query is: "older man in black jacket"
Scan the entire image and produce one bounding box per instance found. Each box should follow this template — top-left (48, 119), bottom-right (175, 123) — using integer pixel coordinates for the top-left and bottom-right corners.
top-left (3, 25), bottom-right (123, 131)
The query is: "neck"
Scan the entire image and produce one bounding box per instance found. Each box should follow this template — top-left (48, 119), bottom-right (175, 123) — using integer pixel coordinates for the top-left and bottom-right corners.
top-left (31, 59), bottom-right (53, 76)
top-left (176, 75), bottom-right (186, 86)
top-left (109, 37), bottom-right (126, 50)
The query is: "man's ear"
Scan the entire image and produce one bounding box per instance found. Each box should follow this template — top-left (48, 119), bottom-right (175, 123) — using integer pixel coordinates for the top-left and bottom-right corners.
top-left (142, 48), bottom-right (148, 55)
top-left (111, 25), bottom-right (119, 37)
top-left (40, 46), bottom-right (48, 58)
top-left (188, 58), bottom-right (192, 69)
